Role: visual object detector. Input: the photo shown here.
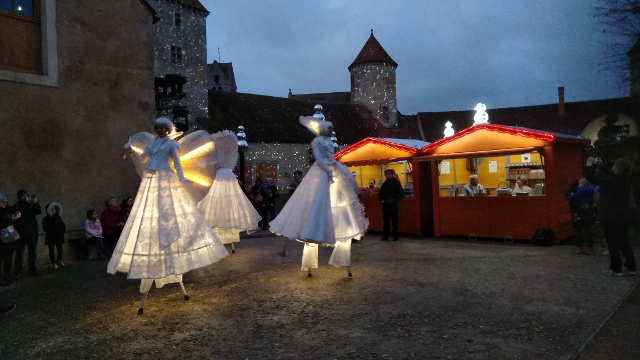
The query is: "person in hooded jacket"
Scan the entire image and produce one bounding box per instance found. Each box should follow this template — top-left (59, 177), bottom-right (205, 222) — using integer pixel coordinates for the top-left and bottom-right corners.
top-left (42, 203), bottom-right (66, 269)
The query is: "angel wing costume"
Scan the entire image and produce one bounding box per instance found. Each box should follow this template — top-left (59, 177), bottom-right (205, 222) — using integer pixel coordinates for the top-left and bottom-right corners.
top-left (107, 118), bottom-right (229, 296)
top-left (269, 117), bottom-right (368, 276)
top-left (198, 131), bottom-right (260, 248)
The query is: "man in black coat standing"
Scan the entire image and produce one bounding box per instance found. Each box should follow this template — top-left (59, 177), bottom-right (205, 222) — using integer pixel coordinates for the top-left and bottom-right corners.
top-left (12, 189), bottom-right (42, 277)
top-left (378, 169), bottom-right (404, 241)
top-left (585, 157), bottom-right (636, 276)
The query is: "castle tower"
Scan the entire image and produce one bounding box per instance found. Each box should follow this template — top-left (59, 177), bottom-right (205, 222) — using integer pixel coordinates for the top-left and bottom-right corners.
top-left (349, 30), bottom-right (398, 127)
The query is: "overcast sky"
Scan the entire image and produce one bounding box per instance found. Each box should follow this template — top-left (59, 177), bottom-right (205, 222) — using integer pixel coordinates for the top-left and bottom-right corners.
top-left (203, 0), bottom-right (631, 114)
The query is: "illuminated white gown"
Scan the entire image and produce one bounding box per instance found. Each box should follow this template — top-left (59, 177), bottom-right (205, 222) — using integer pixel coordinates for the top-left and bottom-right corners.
top-left (107, 131), bottom-right (229, 292)
top-left (198, 131), bottom-right (260, 244)
top-left (270, 117), bottom-right (369, 272)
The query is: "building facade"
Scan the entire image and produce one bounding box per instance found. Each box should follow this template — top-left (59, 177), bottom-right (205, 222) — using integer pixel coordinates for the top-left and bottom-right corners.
top-left (207, 60), bottom-right (237, 92)
top-left (0, 0), bottom-right (156, 239)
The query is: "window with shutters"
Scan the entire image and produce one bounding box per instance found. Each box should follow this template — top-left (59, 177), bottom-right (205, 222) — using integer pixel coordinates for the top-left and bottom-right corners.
top-left (0, 0), bottom-right (58, 86)
top-left (0, 0), bottom-right (42, 74)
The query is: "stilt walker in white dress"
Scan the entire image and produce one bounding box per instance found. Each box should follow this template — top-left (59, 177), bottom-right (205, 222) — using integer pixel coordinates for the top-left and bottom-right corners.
top-left (269, 116), bottom-right (369, 277)
top-left (198, 130), bottom-right (261, 253)
top-left (108, 117), bottom-right (229, 314)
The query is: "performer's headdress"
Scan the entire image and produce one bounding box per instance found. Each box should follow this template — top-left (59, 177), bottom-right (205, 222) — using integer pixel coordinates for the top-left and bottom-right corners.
top-left (154, 117), bottom-right (174, 129)
top-left (299, 116), bottom-right (333, 137)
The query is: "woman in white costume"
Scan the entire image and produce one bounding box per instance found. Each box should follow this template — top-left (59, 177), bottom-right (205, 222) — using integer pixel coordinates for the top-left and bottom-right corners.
top-left (108, 117), bottom-right (229, 314)
top-left (198, 130), bottom-right (261, 253)
top-left (269, 117), bottom-right (368, 277)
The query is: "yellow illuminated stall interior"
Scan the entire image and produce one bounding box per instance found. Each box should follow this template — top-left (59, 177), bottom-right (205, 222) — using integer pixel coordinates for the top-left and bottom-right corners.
top-left (348, 160), bottom-right (413, 193)
top-left (437, 152), bottom-right (545, 197)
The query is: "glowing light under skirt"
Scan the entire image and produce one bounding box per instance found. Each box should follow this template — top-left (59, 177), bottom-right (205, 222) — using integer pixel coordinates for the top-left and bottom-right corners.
top-left (270, 162), bottom-right (369, 245)
top-left (198, 168), bottom-right (260, 233)
top-left (107, 171), bottom-right (229, 280)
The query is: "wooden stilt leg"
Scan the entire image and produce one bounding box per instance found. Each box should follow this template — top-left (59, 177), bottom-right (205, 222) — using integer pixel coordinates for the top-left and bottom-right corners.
top-left (231, 243), bottom-right (235, 254)
top-left (347, 266), bottom-right (352, 278)
top-left (138, 291), bottom-right (149, 315)
top-left (179, 281), bottom-right (190, 301)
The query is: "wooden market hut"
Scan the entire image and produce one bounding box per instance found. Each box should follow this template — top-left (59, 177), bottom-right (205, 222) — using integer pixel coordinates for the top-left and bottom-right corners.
top-left (334, 137), bottom-right (433, 236)
top-left (416, 123), bottom-right (590, 242)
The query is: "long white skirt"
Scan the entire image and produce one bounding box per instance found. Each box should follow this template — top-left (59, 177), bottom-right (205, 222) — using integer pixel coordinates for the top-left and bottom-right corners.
top-left (198, 168), bottom-right (260, 244)
top-left (271, 162), bottom-right (368, 270)
top-left (270, 162), bottom-right (368, 245)
top-left (107, 171), bottom-right (229, 280)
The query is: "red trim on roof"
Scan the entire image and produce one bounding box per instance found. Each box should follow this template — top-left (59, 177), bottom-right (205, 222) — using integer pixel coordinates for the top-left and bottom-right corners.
top-left (335, 137), bottom-right (419, 159)
top-left (341, 157), bottom-right (414, 167)
top-left (421, 124), bottom-right (558, 152)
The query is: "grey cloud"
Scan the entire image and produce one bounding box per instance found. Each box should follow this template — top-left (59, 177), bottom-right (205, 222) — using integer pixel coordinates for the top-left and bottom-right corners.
top-left (204, 0), bottom-right (630, 113)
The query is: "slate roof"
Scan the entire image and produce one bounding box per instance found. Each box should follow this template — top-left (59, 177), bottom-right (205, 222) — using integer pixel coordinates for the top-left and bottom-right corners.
top-left (349, 32), bottom-right (398, 70)
top-left (416, 97), bottom-right (634, 143)
top-left (289, 92), bottom-right (351, 104)
top-left (203, 91), bottom-right (417, 144)
top-left (207, 61), bottom-right (235, 79)
top-left (174, 0), bottom-right (209, 13)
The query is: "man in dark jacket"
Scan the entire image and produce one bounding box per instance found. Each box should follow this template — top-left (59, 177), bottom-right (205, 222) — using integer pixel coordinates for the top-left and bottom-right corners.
top-left (585, 157), bottom-right (636, 276)
top-left (378, 169), bottom-right (404, 241)
top-left (12, 189), bottom-right (42, 277)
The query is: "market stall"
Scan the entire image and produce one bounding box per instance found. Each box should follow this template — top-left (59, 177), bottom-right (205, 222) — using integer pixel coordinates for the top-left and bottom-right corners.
top-left (334, 137), bottom-right (433, 236)
top-left (417, 124), bottom-right (590, 242)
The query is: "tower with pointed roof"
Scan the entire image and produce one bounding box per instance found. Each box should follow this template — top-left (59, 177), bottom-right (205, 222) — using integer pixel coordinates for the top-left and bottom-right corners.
top-left (349, 30), bottom-right (399, 127)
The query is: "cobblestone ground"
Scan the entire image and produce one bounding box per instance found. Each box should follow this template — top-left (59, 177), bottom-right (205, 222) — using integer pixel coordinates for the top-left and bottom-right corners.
top-left (0, 236), bottom-right (638, 359)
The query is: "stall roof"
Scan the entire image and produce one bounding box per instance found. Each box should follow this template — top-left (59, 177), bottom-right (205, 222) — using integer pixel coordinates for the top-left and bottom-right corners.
top-left (377, 138), bottom-right (430, 150)
top-left (421, 123), bottom-right (590, 152)
top-left (335, 137), bottom-right (424, 165)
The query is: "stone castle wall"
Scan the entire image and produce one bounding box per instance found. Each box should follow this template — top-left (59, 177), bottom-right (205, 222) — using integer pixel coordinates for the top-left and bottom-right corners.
top-left (350, 62), bottom-right (397, 126)
top-left (148, 0), bottom-right (209, 120)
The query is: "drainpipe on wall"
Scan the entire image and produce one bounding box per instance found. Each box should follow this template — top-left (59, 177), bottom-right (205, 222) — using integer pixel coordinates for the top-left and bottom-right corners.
top-left (558, 87), bottom-right (565, 115)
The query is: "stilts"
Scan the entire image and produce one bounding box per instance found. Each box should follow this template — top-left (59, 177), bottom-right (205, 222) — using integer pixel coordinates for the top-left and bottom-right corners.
top-left (231, 242), bottom-right (235, 254)
top-left (347, 266), bottom-right (352, 278)
top-left (308, 269), bottom-right (313, 277)
top-left (179, 281), bottom-right (190, 301)
top-left (138, 291), bottom-right (149, 315)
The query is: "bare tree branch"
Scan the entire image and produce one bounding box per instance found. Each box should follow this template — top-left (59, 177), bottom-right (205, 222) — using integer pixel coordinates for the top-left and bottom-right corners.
top-left (595, 0), bottom-right (640, 87)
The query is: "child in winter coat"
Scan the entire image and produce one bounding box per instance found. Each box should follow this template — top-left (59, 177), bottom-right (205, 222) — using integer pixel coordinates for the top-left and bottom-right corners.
top-left (84, 209), bottom-right (106, 258)
top-left (42, 203), bottom-right (67, 269)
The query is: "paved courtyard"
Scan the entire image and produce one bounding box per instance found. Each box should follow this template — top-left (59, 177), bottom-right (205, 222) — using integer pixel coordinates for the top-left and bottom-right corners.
top-left (0, 235), bottom-right (638, 359)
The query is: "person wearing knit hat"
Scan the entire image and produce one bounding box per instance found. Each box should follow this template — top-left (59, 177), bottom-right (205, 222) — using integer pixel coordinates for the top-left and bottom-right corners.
top-left (11, 189), bottom-right (42, 277)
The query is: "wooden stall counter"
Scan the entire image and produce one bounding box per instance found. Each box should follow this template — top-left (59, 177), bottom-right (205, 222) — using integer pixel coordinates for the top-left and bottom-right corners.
top-left (435, 195), bottom-right (549, 240)
top-left (359, 195), bottom-right (421, 235)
